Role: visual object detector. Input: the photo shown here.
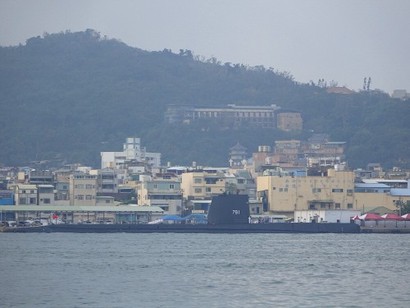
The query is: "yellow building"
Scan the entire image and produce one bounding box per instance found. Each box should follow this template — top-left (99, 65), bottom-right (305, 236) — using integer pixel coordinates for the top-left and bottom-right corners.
top-left (181, 169), bottom-right (227, 200)
top-left (257, 168), bottom-right (356, 216)
top-left (69, 172), bottom-right (98, 206)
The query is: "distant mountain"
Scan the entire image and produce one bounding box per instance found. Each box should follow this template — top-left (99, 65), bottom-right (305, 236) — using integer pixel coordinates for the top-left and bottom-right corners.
top-left (0, 29), bottom-right (409, 169)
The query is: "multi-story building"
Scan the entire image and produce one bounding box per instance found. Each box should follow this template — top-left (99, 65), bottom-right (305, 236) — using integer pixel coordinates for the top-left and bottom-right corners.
top-left (165, 104), bottom-right (280, 128)
top-left (38, 184), bottom-right (55, 205)
top-left (0, 190), bottom-right (14, 205)
top-left (69, 173), bottom-right (97, 206)
top-left (101, 137), bottom-right (161, 170)
top-left (14, 184), bottom-right (38, 205)
top-left (229, 143), bottom-right (248, 168)
top-left (354, 180), bottom-right (410, 213)
top-left (28, 171), bottom-right (54, 185)
top-left (181, 169), bottom-right (227, 201)
top-left (276, 111), bottom-right (303, 131)
top-left (95, 168), bottom-right (119, 194)
top-left (137, 175), bottom-right (182, 214)
top-left (257, 168), bottom-right (356, 216)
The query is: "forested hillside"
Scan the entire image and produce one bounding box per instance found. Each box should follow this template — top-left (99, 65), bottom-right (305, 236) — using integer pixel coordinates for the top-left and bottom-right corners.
top-left (0, 30), bottom-right (409, 169)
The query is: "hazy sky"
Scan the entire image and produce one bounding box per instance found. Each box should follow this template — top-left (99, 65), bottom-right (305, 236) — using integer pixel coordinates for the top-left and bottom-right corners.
top-left (1, 0), bottom-right (409, 93)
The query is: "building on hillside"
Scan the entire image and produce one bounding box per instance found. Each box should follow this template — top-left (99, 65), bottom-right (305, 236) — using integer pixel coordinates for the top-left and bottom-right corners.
top-left (69, 173), bottom-right (97, 206)
top-left (229, 143), bottom-right (248, 168)
top-left (165, 104), bottom-right (280, 128)
top-left (257, 168), bottom-right (356, 217)
top-left (252, 145), bottom-right (272, 173)
top-left (101, 137), bottom-right (161, 170)
top-left (276, 111), bottom-right (303, 131)
top-left (326, 86), bottom-right (355, 95)
top-left (391, 89), bottom-right (409, 100)
top-left (272, 140), bottom-right (303, 166)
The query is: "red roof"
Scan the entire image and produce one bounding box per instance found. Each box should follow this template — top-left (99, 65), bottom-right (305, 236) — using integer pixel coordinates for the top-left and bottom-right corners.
top-left (359, 213), bottom-right (384, 221)
top-left (401, 213), bottom-right (410, 220)
top-left (381, 213), bottom-right (404, 221)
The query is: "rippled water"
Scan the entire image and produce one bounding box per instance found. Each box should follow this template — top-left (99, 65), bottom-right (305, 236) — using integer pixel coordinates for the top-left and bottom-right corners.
top-left (1, 233), bottom-right (409, 307)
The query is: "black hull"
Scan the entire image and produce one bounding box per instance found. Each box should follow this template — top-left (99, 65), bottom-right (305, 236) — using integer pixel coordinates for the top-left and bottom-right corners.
top-left (3, 223), bottom-right (360, 233)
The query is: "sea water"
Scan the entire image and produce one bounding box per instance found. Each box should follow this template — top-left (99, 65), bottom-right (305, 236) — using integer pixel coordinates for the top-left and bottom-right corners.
top-left (1, 233), bottom-right (409, 308)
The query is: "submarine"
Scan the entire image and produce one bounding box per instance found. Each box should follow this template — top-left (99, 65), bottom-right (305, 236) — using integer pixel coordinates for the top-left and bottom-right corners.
top-left (4, 194), bottom-right (360, 233)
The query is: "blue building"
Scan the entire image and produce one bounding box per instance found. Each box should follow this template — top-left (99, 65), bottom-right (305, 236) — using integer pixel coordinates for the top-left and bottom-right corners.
top-left (0, 190), bottom-right (14, 205)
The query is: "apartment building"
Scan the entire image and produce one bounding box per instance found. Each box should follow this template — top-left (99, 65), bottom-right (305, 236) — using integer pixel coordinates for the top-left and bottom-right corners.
top-left (181, 169), bottom-right (227, 200)
top-left (38, 184), bottom-right (55, 205)
top-left (137, 175), bottom-right (182, 214)
top-left (69, 173), bottom-right (97, 206)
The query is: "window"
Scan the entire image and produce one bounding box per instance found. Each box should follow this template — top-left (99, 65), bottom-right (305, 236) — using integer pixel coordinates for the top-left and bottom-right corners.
top-left (332, 189), bottom-right (343, 193)
top-left (85, 184), bottom-right (93, 189)
top-left (312, 188), bottom-right (321, 193)
top-left (206, 187), bottom-right (211, 192)
top-left (86, 195), bottom-right (92, 200)
top-left (335, 203), bottom-right (341, 209)
top-left (170, 184), bottom-right (175, 189)
top-left (43, 198), bottom-right (51, 204)
top-left (194, 178), bottom-right (202, 184)
top-left (194, 188), bottom-right (202, 193)
top-left (29, 198), bottom-right (36, 204)
top-left (347, 203), bottom-right (353, 209)
top-left (78, 195), bottom-right (84, 200)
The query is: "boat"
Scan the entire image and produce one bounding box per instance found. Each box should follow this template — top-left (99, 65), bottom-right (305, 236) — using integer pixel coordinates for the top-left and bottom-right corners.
top-left (2, 194), bottom-right (360, 233)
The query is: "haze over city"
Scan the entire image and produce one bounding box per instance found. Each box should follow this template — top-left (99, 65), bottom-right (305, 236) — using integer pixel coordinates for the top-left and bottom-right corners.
top-left (1, 0), bottom-right (409, 94)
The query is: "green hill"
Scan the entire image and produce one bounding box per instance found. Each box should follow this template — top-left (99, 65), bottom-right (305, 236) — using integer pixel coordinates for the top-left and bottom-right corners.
top-left (0, 30), bottom-right (409, 169)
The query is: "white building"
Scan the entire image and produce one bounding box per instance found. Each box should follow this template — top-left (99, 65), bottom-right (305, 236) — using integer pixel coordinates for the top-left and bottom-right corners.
top-left (294, 210), bottom-right (360, 223)
top-left (101, 137), bottom-right (161, 169)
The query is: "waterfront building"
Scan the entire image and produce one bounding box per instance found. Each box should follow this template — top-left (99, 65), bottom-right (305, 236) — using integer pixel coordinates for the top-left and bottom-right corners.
top-left (354, 180), bottom-right (410, 213)
top-left (257, 168), bottom-right (356, 216)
